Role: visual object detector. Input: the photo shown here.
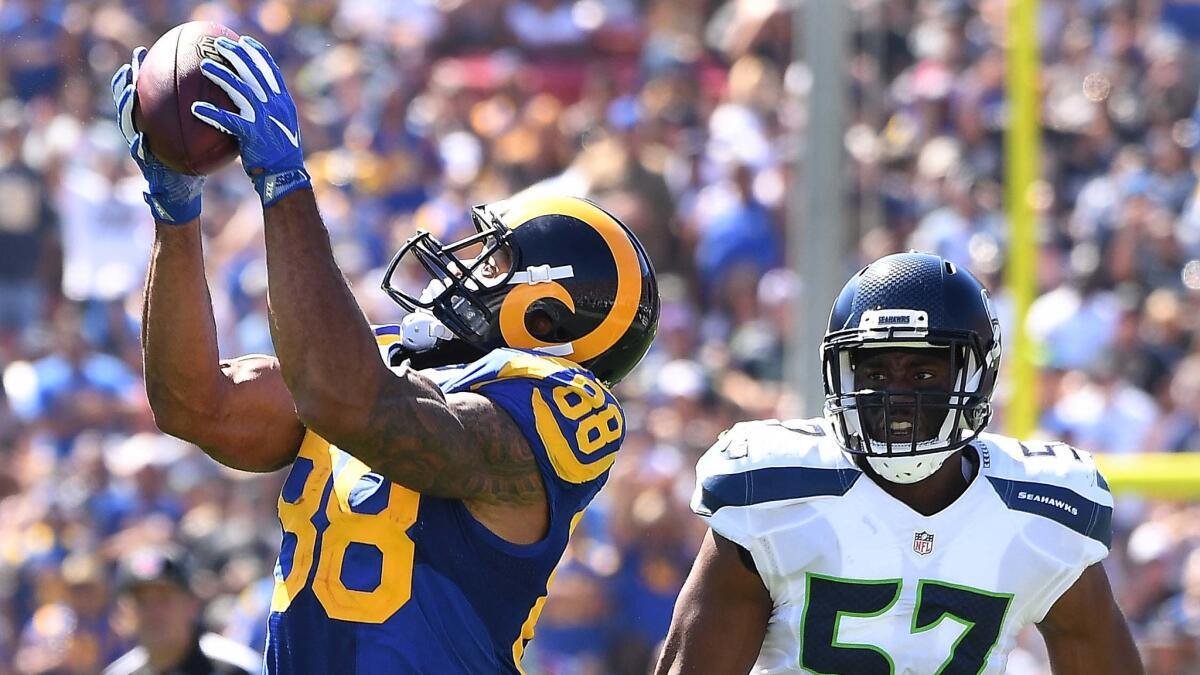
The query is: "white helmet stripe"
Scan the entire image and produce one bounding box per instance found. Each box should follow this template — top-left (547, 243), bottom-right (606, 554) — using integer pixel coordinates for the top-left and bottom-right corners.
top-left (509, 265), bottom-right (574, 285)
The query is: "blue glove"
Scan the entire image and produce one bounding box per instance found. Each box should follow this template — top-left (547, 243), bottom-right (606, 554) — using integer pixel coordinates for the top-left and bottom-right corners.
top-left (111, 47), bottom-right (206, 225)
top-left (190, 36), bottom-right (311, 208)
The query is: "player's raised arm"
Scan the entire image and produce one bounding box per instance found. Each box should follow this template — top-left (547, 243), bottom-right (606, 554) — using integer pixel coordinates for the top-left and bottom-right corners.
top-left (113, 48), bottom-right (302, 472)
top-left (188, 36), bottom-right (541, 504)
top-left (259, 191), bottom-right (516, 500)
top-left (190, 37), bottom-right (660, 516)
top-left (142, 229), bottom-right (303, 472)
top-left (1037, 563), bottom-right (1144, 675)
top-left (656, 530), bottom-right (772, 675)
top-left (262, 195), bottom-right (539, 503)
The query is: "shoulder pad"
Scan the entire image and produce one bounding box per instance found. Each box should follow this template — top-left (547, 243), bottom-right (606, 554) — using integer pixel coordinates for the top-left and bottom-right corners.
top-left (977, 433), bottom-right (1113, 548)
top-left (468, 350), bottom-right (623, 486)
top-left (442, 348), bottom-right (588, 389)
top-left (693, 418), bottom-right (860, 519)
top-left (480, 349), bottom-right (587, 385)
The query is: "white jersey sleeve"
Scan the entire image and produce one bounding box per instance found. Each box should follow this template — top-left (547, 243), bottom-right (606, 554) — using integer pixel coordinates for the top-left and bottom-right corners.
top-left (692, 418), bottom-right (860, 553)
top-left (976, 433), bottom-right (1114, 622)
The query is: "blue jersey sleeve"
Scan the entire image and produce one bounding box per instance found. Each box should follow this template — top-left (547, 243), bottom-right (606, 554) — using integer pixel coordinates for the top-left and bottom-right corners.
top-left (465, 350), bottom-right (625, 497)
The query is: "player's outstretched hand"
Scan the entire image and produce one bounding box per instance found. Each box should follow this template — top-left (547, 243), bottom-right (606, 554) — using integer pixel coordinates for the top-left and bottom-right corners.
top-left (191, 36), bottom-right (311, 208)
top-left (111, 47), bottom-right (206, 225)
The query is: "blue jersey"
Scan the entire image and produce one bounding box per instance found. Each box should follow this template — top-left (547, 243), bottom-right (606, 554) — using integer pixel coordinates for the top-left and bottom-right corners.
top-left (264, 330), bottom-right (625, 674)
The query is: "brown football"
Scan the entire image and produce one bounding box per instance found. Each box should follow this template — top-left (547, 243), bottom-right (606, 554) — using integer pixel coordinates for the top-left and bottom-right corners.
top-left (134, 21), bottom-right (241, 176)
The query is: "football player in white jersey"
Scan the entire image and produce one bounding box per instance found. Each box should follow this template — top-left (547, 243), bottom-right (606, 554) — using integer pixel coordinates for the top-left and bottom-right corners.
top-left (655, 252), bottom-right (1143, 675)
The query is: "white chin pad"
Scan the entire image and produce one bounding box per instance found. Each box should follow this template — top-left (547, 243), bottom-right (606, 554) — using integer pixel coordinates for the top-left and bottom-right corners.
top-left (866, 449), bottom-right (955, 484)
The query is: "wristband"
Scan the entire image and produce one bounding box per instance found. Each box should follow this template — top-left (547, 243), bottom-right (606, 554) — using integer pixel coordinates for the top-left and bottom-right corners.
top-left (256, 167), bottom-right (312, 207)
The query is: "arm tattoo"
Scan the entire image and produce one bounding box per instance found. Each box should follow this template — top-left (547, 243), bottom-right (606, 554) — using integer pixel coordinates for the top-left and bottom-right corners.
top-left (339, 373), bottom-right (546, 507)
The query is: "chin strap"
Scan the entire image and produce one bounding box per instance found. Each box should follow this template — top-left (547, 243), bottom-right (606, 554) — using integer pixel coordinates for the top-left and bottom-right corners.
top-left (399, 311), bottom-right (455, 353)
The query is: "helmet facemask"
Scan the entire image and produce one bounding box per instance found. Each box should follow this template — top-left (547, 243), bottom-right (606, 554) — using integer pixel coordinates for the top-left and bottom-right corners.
top-left (382, 204), bottom-right (516, 345)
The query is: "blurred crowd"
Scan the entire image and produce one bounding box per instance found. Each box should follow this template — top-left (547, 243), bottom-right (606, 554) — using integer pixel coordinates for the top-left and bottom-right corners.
top-left (2, 0), bottom-right (1200, 673)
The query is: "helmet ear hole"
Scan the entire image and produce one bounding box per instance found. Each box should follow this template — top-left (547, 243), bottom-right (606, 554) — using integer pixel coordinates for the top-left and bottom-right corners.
top-left (526, 306), bottom-right (567, 342)
top-left (527, 309), bottom-right (553, 340)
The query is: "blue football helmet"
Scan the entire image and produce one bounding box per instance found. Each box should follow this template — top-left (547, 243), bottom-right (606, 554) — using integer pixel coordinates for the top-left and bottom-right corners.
top-left (822, 252), bottom-right (1002, 483)
top-left (381, 195), bottom-right (659, 385)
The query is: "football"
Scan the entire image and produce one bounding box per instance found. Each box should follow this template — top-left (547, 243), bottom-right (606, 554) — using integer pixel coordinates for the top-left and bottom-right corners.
top-left (134, 21), bottom-right (241, 175)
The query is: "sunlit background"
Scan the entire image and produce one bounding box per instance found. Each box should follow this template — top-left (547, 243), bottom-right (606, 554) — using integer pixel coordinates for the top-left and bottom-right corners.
top-left (1, 0), bottom-right (1199, 673)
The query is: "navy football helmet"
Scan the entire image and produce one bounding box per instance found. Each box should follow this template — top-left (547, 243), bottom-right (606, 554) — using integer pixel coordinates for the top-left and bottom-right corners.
top-left (822, 252), bottom-right (1002, 483)
top-left (382, 195), bottom-right (659, 385)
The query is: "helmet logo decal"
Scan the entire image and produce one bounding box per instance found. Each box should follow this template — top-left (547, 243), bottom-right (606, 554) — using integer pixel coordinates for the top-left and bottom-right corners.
top-left (980, 289), bottom-right (1002, 367)
top-left (980, 288), bottom-right (997, 323)
top-left (498, 196), bottom-right (643, 363)
top-left (499, 280), bottom-right (576, 351)
top-left (859, 309), bottom-right (929, 337)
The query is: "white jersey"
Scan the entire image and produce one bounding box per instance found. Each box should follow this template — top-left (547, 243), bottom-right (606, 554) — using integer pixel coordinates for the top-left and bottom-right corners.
top-left (692, 417), bottom-right (1112, 675)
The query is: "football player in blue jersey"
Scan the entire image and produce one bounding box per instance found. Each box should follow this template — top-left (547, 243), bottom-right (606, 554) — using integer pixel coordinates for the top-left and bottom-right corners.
top-left (656, 252), bottom-right (1142, 674)
top-left (112, 38), bottom-right (658, 673)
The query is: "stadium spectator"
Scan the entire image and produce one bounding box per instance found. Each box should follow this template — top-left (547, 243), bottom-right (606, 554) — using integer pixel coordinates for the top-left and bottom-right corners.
top-left (0, 107), bottom-right (57, 358)
top-left (104, 546), bottom-right (259, 675)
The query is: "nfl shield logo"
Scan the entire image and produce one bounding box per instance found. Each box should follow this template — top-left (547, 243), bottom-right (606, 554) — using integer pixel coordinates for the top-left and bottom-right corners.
top-left (913, 531), bottom-right (935, 555)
